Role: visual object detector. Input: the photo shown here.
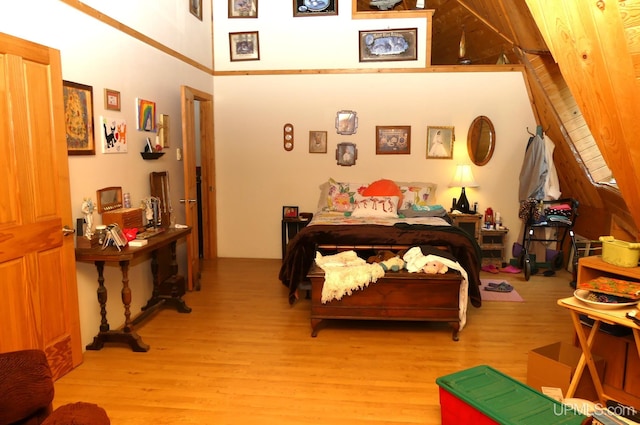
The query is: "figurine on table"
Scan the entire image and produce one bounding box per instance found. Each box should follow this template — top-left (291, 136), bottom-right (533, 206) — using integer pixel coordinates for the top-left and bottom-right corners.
top-left (81, 198), bottom-right (95, 239)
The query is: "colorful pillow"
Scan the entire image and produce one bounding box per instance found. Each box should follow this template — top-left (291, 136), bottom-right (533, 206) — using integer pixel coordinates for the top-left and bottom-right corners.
top-left (322, 178), bottom-right (367, 212)
top-left (396, 181), bottom-right (437, 210)
top-left (350, 195), bottom-right (399, 218)
top-left (362, 179), bottom-right (402, 199)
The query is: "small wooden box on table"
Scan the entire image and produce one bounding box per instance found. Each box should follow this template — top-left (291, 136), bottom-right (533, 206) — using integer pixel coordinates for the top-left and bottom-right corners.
top-left (307, 264), bottom-right (463, 340)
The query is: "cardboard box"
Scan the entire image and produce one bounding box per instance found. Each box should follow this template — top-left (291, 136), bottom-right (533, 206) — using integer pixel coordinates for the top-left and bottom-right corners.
top-left (527, 341), bottom-right (605, 401)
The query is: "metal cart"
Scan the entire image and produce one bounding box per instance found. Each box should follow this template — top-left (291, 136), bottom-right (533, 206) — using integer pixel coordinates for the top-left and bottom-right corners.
top-left (519, 197), bottom-right (579, 281)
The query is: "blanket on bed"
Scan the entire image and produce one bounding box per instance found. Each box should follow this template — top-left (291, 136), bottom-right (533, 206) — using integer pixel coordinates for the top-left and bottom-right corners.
top-left (279, 223), bottom-right (482, 307)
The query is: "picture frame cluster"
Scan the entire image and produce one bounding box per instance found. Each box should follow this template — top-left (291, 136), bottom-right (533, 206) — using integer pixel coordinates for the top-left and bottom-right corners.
top-left (62, 80), bottom-right (167, 156)
top-left (225, 1), bottom-right (419, 63)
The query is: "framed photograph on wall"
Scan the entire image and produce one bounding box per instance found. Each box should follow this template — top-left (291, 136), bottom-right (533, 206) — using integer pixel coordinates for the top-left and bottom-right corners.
top-left (293, 0), bottom-right (337, 16)
top-left (229, 0), bottom-right (258, 18)
top-left (375, 126), bottom-right (411, 154)
top-left (63, 80), bottom-right (95, 155)
top-left (336, 142), bottom-right (357, 166)
top-left (190, 0), bottom-right (203, 20)
top-left (283, 205), bottom-right (299, 218)
top-left (309, 131), bottom-right (327, 153)
top-left (359, 28), bottom-right (418, 62)
top-left (426, 126), bottom-right (455, 159)
top-left (104, 88), bottom-right (120, 111)
top-left (335, 110), bottom-right (357, 135)
top-left (229, 31), bottom-right (260, 61)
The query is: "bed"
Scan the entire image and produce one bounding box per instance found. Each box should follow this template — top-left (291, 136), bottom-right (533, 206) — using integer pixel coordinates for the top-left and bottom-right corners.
top-left (278, 179), bottom-right (483, 316)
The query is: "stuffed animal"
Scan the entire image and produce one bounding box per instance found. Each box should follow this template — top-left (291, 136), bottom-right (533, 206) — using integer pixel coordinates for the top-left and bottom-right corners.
top-left (379, 256), bottom-right (405, 272)
top-left (422, 260), bottom-right (448, 274)
top-left (367, 250), bottom-right (397, 264)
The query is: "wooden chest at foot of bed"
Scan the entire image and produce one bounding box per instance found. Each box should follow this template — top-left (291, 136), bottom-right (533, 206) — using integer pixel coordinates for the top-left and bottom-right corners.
top-left (307, 265), bottom-right (462, 340)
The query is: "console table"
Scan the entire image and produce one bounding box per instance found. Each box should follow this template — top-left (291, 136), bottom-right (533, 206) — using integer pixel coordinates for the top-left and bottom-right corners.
top-left (75, 227), bottom-right (191, 352)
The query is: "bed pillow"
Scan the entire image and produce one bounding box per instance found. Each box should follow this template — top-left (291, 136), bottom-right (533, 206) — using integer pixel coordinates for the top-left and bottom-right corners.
top-left (395, 181), bottom-right (438, 211)
top-left (350, 195), bottom-right (399, 218)
top-left (361, 179), bottom-right (402, 208)
top-left (318, 178), bottom-right (368, 212)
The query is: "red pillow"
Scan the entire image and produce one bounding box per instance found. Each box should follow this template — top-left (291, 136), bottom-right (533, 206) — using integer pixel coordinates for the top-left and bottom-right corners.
top-left (362, 179), bottom-right (402, 208)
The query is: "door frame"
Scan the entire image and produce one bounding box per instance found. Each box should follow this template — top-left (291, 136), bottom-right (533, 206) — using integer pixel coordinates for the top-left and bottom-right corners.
top-left (182, 86), bottom-right (216, 264)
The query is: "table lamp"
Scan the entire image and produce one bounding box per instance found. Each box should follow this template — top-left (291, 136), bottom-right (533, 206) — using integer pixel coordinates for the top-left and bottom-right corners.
top-left (449, 164), bottom-right (478, 213)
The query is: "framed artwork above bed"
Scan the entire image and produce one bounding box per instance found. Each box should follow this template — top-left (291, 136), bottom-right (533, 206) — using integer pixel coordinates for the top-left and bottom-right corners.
top-left (376, 126), bottom-right (411, 154)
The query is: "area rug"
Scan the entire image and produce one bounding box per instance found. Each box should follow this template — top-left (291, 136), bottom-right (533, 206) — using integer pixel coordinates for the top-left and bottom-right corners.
top-left (480, 279), bottom-right (524, 302)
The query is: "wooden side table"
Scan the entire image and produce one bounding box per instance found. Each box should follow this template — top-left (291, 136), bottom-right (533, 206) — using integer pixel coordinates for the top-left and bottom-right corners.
top-left (281, 213), bottom-right (312, 259)
top-left (480, 228), bottom-right (509, 266)
top-left (447, 213), bottom-right (482, 243)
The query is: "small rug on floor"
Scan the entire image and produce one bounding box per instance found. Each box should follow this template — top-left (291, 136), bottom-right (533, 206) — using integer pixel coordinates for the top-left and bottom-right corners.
top-left (480, 279), bottom-right (524, 302)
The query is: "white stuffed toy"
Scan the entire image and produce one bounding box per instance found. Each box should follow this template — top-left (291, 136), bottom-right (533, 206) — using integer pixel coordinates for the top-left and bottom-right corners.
top-left (422, 260), bottom-right (448, 274)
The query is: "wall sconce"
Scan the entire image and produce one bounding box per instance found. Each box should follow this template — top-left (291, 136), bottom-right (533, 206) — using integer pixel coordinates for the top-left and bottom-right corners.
top-left (449, 164), bottom-right (478, 213)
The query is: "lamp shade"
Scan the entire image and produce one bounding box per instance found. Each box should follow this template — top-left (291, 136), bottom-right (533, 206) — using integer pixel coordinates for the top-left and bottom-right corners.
top-left (449, 164), bottom-right (479, 188)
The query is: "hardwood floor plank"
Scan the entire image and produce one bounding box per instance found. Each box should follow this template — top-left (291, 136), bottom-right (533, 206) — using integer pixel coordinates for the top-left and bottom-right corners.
top-left (52, 258), bottom-right (578, 424)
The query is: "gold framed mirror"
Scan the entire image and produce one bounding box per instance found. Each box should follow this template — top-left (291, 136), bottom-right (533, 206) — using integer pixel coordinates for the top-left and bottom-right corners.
top-left (467, 115), bottom-right (495, 166)
top-left (96, 186), bottom-right (123, 213)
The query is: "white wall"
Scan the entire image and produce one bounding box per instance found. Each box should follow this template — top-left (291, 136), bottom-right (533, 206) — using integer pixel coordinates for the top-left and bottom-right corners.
top-left (213, 71), bottom-right (535, 258)
top-left (1, 0), bottom-right (536, 349)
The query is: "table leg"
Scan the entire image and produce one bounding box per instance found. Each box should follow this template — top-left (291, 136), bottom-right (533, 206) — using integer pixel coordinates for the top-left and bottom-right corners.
top-left (86, 261), bottom-right (109, 350)
top-left (86, 260), bottom-right (150, 352)
top-left (141, 242), bottom-right (192, 313)
top-left (567, 311), bottom-right (607, 403)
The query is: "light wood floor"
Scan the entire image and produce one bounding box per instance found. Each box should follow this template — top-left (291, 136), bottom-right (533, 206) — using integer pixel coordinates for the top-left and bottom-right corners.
top-left (53, 258), bottom-right (579, 424)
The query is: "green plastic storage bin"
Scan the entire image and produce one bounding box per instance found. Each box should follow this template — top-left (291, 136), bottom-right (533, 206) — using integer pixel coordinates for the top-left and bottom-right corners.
top-left (436, 365), bottom-right (589, 425)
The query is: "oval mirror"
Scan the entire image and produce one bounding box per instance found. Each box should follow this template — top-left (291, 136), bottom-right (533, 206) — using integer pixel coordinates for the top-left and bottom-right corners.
top-left (467, 116), bottom-right (495, 166)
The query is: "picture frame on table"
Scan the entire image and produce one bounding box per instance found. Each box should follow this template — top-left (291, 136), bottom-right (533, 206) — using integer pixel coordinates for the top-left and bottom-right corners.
top-left (359, 28), bottom-right (418, 62)
top-left (283, 206), bottom-right (299, 219)
top-left (426, 126), bottom-right (455, 159)
top-left (229, 0), bottom-right (258, 18)
top-left (309, 131), bottom-right (327, 153)
top-left (63, 80), bottom-right (95, 155)
top-left (104, 88), bottom-right (121, 111)
top-left (229, 31), bottom-right (260, 61)
top-left (375, 126), bottom-right (411, 154)
top-left (190, 0), bottom-right (203, 20)
top-left (293, 0), bottom-right (337, 17)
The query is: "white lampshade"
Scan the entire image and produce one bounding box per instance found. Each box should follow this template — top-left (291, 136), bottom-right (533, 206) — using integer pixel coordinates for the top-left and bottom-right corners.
top-left (449, 164), bottom-right (479, 188)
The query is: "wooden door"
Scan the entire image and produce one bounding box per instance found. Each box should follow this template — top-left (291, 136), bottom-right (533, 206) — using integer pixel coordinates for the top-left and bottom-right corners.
top-left (0, 33), bottom-right (82, 379)
top-left (180, 86), bottom-right (216, 290)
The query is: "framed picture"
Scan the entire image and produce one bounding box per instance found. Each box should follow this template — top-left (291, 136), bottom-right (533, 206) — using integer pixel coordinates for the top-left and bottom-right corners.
top-left (293, 0), bottom-right (337, 16)
top-left (336, 142), bottom-right (357, 166)
top-left (335, 110), bottom-right (357, 135)
top-left (136, 98), bottom-right (156, 131)
top-left (309, 131), bottom-right (327, 153)
top-left (427, 126), bottom-right (455, 159)
top-left (100, 116), bottom-right (128, 153)
top-left (376, 126), bottom-right (411, 154)
top-left (283, 206), bottom-right (299, 218)
top-left (359, 28), bottom-right (418, 62)
top-left (229, 0), bottom-right (257, 18)
top-left (104, 88), bottom-right (120, 111)
top-left (158, 114), bottom-right (170, 148)
top-left (190, 0), bottom-right (203, 20)
top-left (63, 80), bottom-right (95, 155)
top-left (229, 31), bottom-right (260, 61)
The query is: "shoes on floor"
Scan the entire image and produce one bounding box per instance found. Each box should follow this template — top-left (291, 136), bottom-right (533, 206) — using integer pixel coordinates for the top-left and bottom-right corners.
top-left (481, 264), bottom-right (499, 274)
top-left (500, 265), bottom-right (521, 274)
top-left (484, 282), bottom-right (513, 292)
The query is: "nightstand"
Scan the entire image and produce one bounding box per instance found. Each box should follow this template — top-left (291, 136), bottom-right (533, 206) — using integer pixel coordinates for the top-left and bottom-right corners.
top-left (281, 213), bottom-right (313, 259)
top-left (480, 228), bottom-right (509, 266)
top-left (448, 213), bottom-right (482, 243)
